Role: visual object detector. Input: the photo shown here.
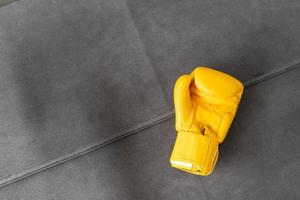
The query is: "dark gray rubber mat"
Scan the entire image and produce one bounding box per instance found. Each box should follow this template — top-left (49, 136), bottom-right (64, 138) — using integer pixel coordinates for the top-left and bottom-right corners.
top-left (0, 0), bottom-right (299, 195)
top-left (0, 0), bottom-right (168, 181)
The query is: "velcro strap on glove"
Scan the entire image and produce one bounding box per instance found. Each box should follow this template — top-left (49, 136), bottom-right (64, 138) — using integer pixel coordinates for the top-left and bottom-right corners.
top-left (170, 128), bottom-right (219, 175)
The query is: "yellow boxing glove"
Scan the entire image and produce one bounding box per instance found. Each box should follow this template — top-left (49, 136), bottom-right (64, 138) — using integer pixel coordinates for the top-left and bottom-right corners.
top-left (170, 67), bottom-right (243, 175)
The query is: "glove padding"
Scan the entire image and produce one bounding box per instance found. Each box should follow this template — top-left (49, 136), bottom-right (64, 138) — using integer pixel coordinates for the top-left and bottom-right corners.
top-left (170, 67), bottom-right (243, 175)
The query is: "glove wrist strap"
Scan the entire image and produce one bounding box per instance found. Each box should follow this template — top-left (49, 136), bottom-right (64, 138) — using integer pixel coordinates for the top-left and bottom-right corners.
top-left (170, 128), bottom-right (219, 175)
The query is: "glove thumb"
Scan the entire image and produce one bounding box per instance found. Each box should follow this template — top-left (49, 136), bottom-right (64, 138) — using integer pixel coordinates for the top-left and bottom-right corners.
top-left (174, 74), bottom-right (193, 131)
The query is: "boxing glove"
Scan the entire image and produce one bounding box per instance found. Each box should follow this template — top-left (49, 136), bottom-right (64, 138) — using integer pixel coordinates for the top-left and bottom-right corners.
top-left (170, 67), bottom-right (243, 175)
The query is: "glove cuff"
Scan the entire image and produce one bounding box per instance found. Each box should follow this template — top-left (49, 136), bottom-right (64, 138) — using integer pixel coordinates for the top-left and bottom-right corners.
top-left (170, 128), bottom-right (219, 176)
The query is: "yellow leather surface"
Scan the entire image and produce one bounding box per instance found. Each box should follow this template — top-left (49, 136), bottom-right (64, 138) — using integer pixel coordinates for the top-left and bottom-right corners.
top-left (170, 67), bottom-right (243, 175)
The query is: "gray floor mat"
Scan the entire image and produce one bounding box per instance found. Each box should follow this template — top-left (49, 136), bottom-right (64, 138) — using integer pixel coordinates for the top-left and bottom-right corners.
top-left (0, 0), bottom-right (300, 192)
top-left (0, 0), bottom-right (168, 182)
top-left (0, 67), bottom-right (299, 199)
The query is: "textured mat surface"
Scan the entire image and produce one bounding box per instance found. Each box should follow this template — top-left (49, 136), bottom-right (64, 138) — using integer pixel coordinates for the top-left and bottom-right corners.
top-left (0, 0), bottom-right (169, 181)
top-left (0, 66), bottom-right (299, 199)
top-left (0, 0), bottom-right (300, 196)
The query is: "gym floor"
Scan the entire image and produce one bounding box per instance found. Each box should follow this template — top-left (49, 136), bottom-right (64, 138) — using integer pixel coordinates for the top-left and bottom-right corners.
top-left (0, 0), bottom-right (299, 199)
